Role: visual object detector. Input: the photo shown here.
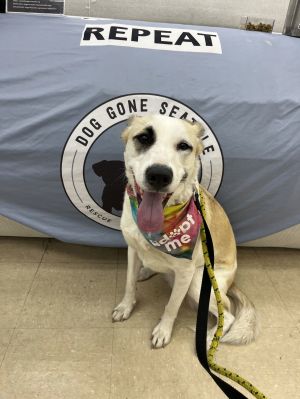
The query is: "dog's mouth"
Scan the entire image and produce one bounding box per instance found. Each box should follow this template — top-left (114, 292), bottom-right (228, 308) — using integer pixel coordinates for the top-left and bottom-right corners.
top-left (137, 191), bottom-right (165, 233)
top-left (133, 181), bottom-right (168, 233)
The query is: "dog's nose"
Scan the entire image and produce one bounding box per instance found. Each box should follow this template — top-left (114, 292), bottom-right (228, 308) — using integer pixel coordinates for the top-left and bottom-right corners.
top-left (145, 164), bottom-right (173, 191)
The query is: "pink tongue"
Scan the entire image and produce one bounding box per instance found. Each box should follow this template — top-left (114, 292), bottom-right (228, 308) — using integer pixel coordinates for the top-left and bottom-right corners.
top-left (137, 192), bottom-right (164, 233)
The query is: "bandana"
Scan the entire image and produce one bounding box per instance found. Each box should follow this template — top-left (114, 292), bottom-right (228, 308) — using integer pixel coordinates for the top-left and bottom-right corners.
top-left (127, 185), bottom-right (202, 260)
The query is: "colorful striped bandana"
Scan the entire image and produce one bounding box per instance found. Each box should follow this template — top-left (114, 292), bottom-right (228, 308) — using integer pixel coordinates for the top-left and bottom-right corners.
top-left (127, 185), bottom-right (202, 260)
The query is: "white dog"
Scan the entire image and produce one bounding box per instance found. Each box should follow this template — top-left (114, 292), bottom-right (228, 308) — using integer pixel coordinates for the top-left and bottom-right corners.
top-left (112, 115), bottom-right (257, 349)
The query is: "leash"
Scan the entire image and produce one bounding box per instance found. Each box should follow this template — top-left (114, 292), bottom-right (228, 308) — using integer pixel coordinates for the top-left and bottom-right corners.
top-left (194, 190), bottom-right (268, 399)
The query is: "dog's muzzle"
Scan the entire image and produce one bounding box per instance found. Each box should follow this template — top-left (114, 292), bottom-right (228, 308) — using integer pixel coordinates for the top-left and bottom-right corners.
top-left (145, 164), bottom-right (173, 191)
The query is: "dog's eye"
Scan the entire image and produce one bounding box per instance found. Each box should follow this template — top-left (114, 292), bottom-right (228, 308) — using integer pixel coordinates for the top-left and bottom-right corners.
top-left (177, 141), bottom-right (192, 151)
top-left (136, 133), bottom-right (151, 145)
top-left (134, 128), bottom-right (155, 147)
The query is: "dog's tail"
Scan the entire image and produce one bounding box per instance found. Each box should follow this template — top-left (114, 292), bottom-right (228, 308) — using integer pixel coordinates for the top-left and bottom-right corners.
top-left (221, 283), bottom-right (258, 345)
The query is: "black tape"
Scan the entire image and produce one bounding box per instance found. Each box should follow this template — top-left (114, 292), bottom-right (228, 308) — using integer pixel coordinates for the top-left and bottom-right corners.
top-left (0, 1), bottom-right (6, 13)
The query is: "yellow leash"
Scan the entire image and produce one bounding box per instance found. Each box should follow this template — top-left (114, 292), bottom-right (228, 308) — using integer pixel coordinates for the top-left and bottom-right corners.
top-left (198, 190), bottom-right (268, 399)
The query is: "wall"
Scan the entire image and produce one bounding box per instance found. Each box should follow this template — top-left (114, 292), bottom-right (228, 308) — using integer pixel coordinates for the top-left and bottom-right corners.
top-left (65, 0), bottom-right (291, 33)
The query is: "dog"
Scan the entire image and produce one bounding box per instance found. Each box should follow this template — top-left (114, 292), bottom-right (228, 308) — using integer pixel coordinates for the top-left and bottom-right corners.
top-left (112, 114), bottom-right (257, 349)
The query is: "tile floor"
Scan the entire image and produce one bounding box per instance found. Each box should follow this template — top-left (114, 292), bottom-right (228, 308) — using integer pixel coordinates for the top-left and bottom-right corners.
top-left (0, 237), bottom-right (299, 399)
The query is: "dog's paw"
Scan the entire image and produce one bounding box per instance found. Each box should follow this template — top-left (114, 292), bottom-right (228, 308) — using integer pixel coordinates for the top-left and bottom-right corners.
top-left (138, 267), bottom-right (157, 282)
top-left (151, 320), bottom-right (173, 349)
top-left (112, 301), bottom-right (135, 322)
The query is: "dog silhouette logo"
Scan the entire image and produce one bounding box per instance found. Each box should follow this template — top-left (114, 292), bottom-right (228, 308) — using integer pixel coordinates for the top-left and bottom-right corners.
top-left (92, 160), bottom-right (126, 214)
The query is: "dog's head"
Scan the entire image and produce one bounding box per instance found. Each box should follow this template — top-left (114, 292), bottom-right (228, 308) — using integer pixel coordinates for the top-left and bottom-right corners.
top-left (122, 115), bottom-right (204, 232)
top-left (122, 114), bottom-right (204, 194)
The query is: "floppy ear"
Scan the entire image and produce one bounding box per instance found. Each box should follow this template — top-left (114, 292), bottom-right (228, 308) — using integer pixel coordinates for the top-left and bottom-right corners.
top-left (121, 116), bottom-right (143, 143)
top-left (121, 117), bottom-right (133, 143)
top-left (184, 119), bottom-right (204, 136)
top-left (195, 123), bottom-right (205, 154)
top-left (185, 120), bottom-right (205, 154)
top-left (92, 160), bottom-right (107, 176)
top-left (192, 121), bottom-right (205, 139)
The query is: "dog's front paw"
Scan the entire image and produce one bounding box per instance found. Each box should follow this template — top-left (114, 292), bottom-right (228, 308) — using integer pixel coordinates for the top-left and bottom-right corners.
top-left (151, 320), bottom-right (173, 349)
top-left (112, 301), bottom-right (135, 322)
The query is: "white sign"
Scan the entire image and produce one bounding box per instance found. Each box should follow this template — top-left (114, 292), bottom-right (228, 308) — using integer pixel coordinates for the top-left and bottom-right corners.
top-left (81, 24), bottom-right (222, 54)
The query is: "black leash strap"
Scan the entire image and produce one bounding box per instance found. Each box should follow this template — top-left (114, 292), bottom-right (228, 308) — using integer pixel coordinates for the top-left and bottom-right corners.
top-left (195, 194), bottom-right (248, 399)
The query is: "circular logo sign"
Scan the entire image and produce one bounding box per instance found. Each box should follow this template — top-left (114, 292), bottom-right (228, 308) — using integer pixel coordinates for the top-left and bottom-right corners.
top-left (61, 94), bottom-right (223, 230)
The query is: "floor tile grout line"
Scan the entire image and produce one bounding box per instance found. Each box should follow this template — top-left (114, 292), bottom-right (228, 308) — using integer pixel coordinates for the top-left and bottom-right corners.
top-left (14, 239), bottom-right (50, 328)
top-left (117, 247), bottom-right (123, 266)
top-left (263, 266), bottom-right (297, 324)
top-left (109, 250), bottom-right (121, 397)
top-left (108, 327), bottom-right (115, 399)
top-left (0, 237), bottom-right (50, 264)
top-left (250, 248), bottom-right (270, 271)
top-left (42, 238), bottom-right (121, 264)
top-left (253, 247), bottom-right (299, 325)
top-left (0, 328), bottom-right (15, 369)
top-left (0, 239), bottom-right (50, 369)
top-left (116, 248), bottom-right (124, 306)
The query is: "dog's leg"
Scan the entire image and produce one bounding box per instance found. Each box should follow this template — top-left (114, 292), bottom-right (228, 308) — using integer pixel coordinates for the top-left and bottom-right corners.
top-left (138, 267), bottom-right (157, 281)
top-left (187, 267), bottom-right (235, 345)
top-left (151, 268), bottom-right (194, 348)
top-left (112, 246), bottom-right (141, 322)
top-left (206, 290), bottom-right (235, 345)
top-left (206, 267), bottom-right (236, 345)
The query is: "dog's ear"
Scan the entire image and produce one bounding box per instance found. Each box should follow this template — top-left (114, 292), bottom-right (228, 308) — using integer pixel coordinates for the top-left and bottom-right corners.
top-left (121, 116), bottom-right (143, 143)
top-left (185, 120), bottom-right (205, 154)
top-left (185, 119), bottom-right (204, 138)
top-left (92, 160), bottom-right (107, 176)
top-left (192, 121), bottom-right (205, 139)
top-left (121, 117), bottom-right (133, 143)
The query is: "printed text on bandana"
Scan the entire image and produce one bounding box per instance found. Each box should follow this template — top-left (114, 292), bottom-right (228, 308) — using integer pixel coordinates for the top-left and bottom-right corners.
top-left (149, 213), bottom-right (195, 252)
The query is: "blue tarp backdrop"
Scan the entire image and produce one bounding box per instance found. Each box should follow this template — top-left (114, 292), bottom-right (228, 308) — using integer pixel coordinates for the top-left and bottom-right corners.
top-left (0, 13), bottom-right (299, 246)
